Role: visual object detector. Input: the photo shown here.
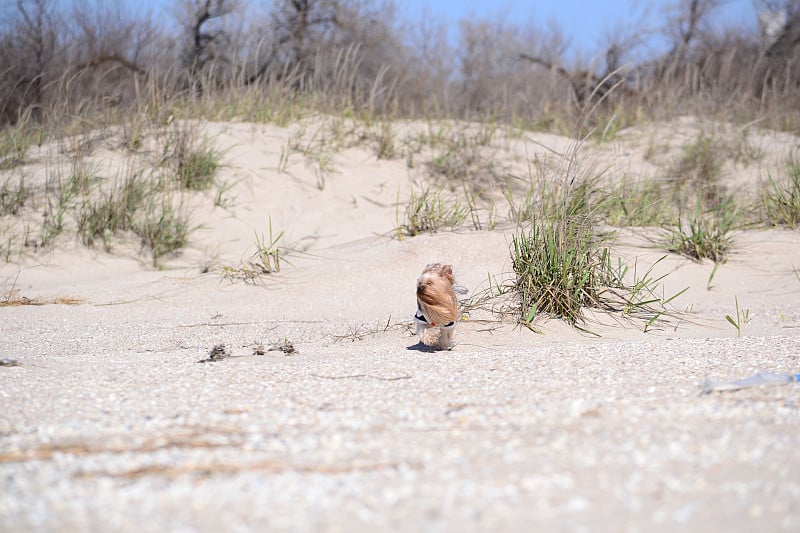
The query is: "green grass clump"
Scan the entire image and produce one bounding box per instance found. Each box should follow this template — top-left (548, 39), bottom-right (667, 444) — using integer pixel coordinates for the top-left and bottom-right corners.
top-left (0, 123), bottom-right (41, 170)
top-left (64, 159), bottom-right (102, 198)
top-left (39, 171), bottom-right (84, 248)
top-left (77, 171), bottom-right (152, 249)
top-left (176, 144), bottom-right (220, 191)
top-left (283, 121), bottom-right (342, 189)
top-left (512, 215), bottom-right (614, 325)
top-left (424, 127), bottom-right (501, 192)
top-left (430, 145), bottom-right (474, 180)
top-left (374, 121), bottom-right (398, 160)
top-left (396, 182), bottom-right (468, 238)
top-left (75, 166), bottom-right (192, 266)
top-left (0, 175), bottom-right (31, 216)
top-left (429, 144), bottom-right (495, 184)
top-left (662, 201), bottom-right (736, 263)
top-left (509, 154), bottom-right (619, 325)
top-left (506, 144), bottom-right (687, 331)
top-left (159, 125), bottom-right (222, 191)
top-left (251, 223), bottom-right (285, 273)
top-left (761, 161), bottom-right (800, 228)
top-left (602, 178), bottom-right (675, 226)
top-left (133, 204), bottom-right (192, 267)
top-left (511, 212), bottom-right (685, 331)
top-left (220, 220), bottom-right (287, 283)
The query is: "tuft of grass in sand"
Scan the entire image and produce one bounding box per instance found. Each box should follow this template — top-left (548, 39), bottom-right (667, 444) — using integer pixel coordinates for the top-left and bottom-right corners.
top-left (284, 121), bottom-right (341, 189)
top-left (39, 175), bottom-right (76, 249)
top-left (157, 126), bottom-right (223, 192)
top-left (64, 157), bottom-right (102, 198)
top-left (761, 160), bottom-right (800, 229)
top-left (505, 139), bottom-right (685, 331)
top-left (0, 173), bottom-right (32, 217)
top-left (511, 213), bottom-right (611, 326)
top-left (510, 213), bottom-right (686, 331)
top-left (395, 182), bottom-right (469, 238)
top-left (77, 168), bottom-right (153, 250)
top-left (212, 178), bottom-right (237, 209)
top-left (176, 142), bottom-right (221, 191)
top-left (509, 215), bottom-right (684, 332)
top-left (425, 124), bottom-right (502, 190)
top-left (725, 296), bottom-right (751, 337)
top-left (220, 220), bottom-right (286, 283)
top-left (508, 154), bottom-right (614, 328)
top-left (374, 121), bottom-right (398, 160)
top-left (34, 156), bottom-right (105, 249)
top-left (72, 159), bottom-right (194, 268)
top-left (662, 199), bottom-right (736, 264)
top-left (602, 177), bottom-right (676, 227)
top-left (0, 120), bottom-right (43, 171)
top-left (133, 202), bottom-right (193, 267)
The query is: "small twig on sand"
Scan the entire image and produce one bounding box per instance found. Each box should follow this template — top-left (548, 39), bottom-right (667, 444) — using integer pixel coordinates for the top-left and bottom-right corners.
top-left (310, 373), bottom-right (412, 381)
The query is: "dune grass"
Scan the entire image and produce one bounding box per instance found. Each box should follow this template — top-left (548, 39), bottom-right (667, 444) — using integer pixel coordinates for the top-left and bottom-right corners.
top-left (602, 177), bottom-right (675, 227)
top-left (220, 220), bottom-right (286, 283)
top-left (0, 121), bottom-right (217, 266)
top-left (0, 174), bottom-right (31, 217)
top-left (133, 203), bottom-right (193, 267)
top-left (725, 296), bottom-right (751, 337)
top-left (0, 121), bottom-right (42, 171)
top-left (395, 182), bottom-right (469, 238)
top-left (500, 137), bottom-right (689, 330)
top-left (662, 199), bottom-right (736, 264)
top-left (176, 144), bottom-right (220, 191)
top-left (77, 168), bottom-right (153, 249)
top-left (761, 160), bottom-right (800, 229)
top-left (507, 156), bottom-right (616, 325)
top-left (509, 199), bottom-right (686, 331)
top-left (511, 214), bottom-right (610, 326)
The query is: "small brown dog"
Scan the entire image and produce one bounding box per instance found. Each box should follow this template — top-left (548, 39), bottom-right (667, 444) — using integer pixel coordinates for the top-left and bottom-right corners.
top-left (414, 263), bottom-right (459, 350)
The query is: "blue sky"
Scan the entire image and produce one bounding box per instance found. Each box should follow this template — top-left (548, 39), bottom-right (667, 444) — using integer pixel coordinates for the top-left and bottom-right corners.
top-left (398, 0), bottom-right (758, 53)
top-left (133, 0), bottom-right (759, 56)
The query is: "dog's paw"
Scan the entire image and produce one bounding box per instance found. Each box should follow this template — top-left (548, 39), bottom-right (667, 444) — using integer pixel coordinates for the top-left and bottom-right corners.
top-left (420, 327), bottom-right (439, 347)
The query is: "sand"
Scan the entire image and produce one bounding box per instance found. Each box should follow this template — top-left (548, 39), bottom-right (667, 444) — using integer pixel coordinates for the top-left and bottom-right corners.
top-left (1, 117), bottom-right (799, 531)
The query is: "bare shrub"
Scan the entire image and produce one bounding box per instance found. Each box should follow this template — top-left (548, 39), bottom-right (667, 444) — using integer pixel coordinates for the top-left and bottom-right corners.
top-left (0, 0), bottom-right (797, 136)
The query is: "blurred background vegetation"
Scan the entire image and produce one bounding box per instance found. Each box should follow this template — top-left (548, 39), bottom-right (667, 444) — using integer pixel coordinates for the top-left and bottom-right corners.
top-left (1, 0), bottom-right (799, 135)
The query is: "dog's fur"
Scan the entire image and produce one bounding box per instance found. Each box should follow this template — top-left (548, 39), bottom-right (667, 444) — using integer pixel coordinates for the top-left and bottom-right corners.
top-left (415, 263), bottom-right (459, 349)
